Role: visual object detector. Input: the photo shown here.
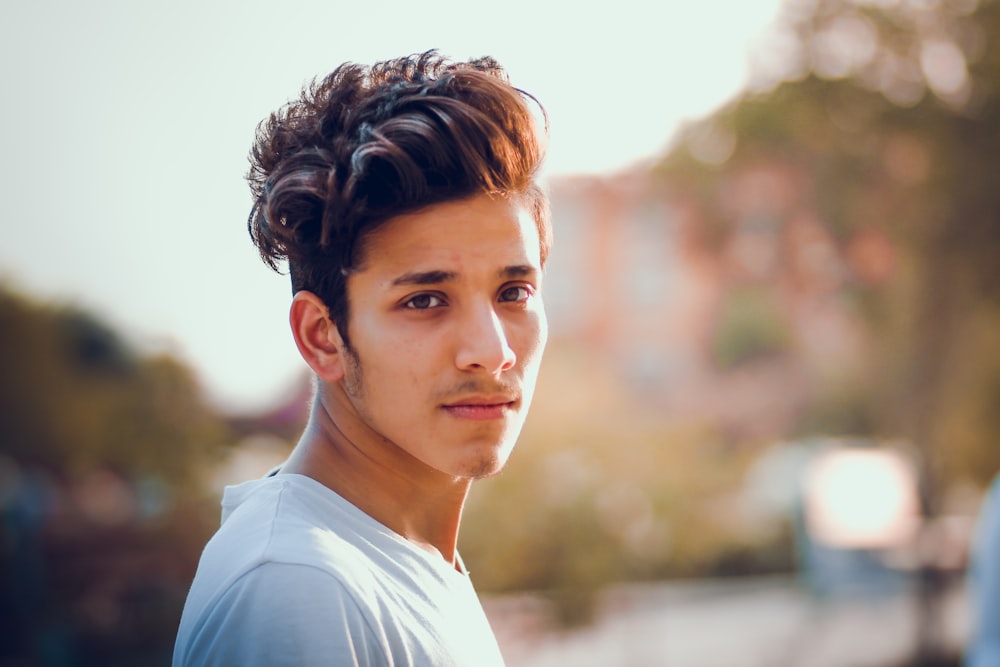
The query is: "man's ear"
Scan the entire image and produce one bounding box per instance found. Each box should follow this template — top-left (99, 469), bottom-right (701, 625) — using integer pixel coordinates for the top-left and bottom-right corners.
top-left (289, 291), bottom-right (347, 383)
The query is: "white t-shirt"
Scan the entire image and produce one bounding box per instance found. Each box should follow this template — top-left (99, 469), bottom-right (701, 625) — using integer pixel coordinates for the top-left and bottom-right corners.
top-left (173, 474), bottom-right (506, 666)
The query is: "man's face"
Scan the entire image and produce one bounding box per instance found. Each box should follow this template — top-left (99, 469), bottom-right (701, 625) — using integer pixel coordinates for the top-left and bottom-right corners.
top-left (339, 193), bottom-right (547, 480)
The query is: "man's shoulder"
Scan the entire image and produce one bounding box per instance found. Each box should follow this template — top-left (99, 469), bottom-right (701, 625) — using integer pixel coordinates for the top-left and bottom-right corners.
top-left (173, 476), bottom-right (393, 666)
top-left (204, 474), bottom-right (388, 591)
top-left (174, 559), bottom-right (385, 667)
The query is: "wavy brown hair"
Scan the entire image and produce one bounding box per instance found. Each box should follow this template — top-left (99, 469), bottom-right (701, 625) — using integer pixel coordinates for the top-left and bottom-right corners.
top-left (247, 50), bottom-right (550, 347)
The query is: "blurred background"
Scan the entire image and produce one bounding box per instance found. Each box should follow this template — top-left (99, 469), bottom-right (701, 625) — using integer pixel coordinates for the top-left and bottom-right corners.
top-left (3, 0), bottom-right (1000, 665)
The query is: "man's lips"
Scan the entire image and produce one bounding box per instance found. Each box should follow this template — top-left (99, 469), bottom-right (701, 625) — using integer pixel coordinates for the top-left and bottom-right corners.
top-left (441, 395), bottom-right (518, 420)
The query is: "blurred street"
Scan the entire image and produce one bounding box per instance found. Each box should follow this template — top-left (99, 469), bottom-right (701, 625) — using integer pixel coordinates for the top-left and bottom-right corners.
top-left (485, 576), bottom-right (969, 667)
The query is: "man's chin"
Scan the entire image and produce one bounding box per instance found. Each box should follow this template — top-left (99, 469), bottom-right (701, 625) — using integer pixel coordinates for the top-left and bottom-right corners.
top-left (470, 460), bottom-right (508, 481)
top-left (454, 446), bottom-right (515, 480)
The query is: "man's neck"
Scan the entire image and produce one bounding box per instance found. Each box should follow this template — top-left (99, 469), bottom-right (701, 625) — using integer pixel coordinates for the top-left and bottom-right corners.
top-left (279, 389), bottom-right (472, 567)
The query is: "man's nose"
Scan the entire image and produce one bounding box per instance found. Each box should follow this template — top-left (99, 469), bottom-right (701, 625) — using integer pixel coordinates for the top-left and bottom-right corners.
top-left (454, 303), bottom-right (516, 374)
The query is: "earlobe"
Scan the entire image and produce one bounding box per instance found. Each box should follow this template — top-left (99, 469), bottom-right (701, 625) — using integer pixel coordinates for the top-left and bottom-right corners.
top-left (289, 291), bottom-right (346, 382)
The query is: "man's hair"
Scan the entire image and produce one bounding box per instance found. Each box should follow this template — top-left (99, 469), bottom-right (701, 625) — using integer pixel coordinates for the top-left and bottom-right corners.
top-left (247, 50), bottom-right (550, 346)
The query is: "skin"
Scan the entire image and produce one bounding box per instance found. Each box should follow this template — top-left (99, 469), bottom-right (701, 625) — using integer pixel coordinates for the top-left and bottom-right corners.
top-left (281, 192), bottom-right (548, 567)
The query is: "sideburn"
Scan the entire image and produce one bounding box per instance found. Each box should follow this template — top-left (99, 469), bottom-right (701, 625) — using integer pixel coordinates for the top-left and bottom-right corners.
top-left (341, 344), bottom-right (365, 401)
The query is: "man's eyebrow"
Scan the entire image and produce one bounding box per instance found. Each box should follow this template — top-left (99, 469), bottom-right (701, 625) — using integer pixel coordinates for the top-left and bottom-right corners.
top-left (390, 265), bottom-right (539, 287)
top-left (391, 270), bottom-right (458, 287)
top-left (501, 265), bottom-right (538, 279)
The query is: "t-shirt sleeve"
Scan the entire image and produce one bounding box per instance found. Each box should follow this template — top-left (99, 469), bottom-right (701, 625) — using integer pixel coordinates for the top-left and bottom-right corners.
top-left (175, 561), bottom-right (387, 667)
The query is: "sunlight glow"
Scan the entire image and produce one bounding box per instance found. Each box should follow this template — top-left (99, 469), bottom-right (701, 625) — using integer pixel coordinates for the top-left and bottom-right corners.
top-left (803, 448), bottom-right (920, 550)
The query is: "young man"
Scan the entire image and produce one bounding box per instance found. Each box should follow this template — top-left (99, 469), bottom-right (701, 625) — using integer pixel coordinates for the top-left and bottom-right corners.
top-left (173, 51), bottom-right (551, 666)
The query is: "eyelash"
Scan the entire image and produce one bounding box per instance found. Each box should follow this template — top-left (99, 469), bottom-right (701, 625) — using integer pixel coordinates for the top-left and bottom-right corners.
top-left (401, 284), bottom-right (534, 310)
top-left (499, 285), bottom-right (532, 303)
top-left (403, 293), bottom-right (446, 310)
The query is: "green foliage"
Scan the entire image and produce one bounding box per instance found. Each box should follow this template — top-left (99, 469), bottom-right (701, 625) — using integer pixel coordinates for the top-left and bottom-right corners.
top-left (932, 307), bottom-right (1000, 486)
top-left (0, 285), bottom-right (232, 485)
top-left (710, 287), bottom-right (791, 369)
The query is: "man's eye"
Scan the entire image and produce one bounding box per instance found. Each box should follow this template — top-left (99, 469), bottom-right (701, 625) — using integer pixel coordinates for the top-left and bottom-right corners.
top-left (404, 294), bottom-right (445, 309)
top-left (499, 286), bottom-right (531, 303)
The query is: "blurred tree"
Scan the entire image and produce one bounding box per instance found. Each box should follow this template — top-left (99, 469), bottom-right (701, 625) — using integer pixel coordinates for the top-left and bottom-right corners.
top-left (655, 0), bottom-right (1000, 662)
top-left (0, 286), bottom-right (231, 486)
top-left (0, 285), bottom-right (235, 664)
top-left (778, 0), bottom-right (1000, 491)
top-left (659, 0), bottom-right (1000, 489)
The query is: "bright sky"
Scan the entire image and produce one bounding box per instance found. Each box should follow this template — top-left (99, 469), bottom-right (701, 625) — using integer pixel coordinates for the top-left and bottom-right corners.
top-left (0, 0), bottom-right (784, 412)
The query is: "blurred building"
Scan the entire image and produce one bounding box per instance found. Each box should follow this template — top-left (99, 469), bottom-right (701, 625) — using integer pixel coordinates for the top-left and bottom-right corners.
top-left (543, 162), bottom-right (878, 442)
